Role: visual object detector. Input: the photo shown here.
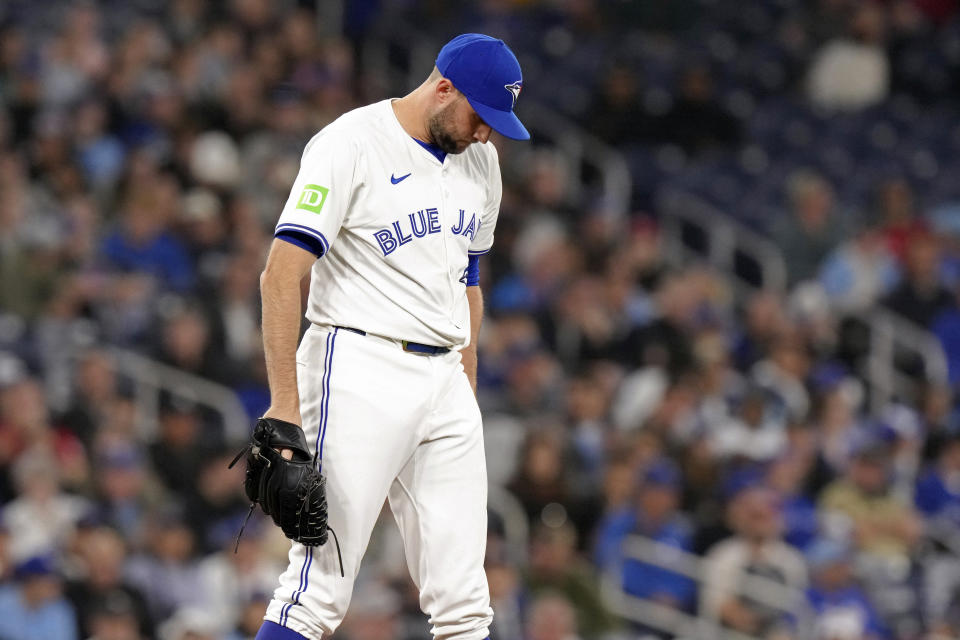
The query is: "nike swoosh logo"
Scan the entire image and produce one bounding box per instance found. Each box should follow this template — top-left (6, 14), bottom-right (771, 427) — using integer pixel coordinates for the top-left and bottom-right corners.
top-left (390, 173), bottom-right (411, 184)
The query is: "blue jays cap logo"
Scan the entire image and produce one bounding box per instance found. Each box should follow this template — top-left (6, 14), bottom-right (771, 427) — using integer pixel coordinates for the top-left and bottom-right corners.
top-left (505, 81), bottom-right (522, 108)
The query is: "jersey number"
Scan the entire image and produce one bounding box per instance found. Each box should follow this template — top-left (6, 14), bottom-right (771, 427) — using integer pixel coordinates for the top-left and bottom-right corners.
top-left (459, 267), bottom-right (469, 285)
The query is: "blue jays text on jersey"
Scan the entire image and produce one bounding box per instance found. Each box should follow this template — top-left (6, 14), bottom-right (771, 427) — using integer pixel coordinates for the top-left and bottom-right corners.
top-left (374, 208), bottom-right (481, 256)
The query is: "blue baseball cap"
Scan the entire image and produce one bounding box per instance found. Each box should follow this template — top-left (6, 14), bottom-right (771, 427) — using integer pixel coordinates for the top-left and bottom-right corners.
top-left (436, 33), bottom-right (530, 141)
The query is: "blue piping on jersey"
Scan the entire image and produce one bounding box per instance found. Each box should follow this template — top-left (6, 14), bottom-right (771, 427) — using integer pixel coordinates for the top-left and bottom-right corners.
top-left (281, 328), bottom-right (337, 627)
top-left (316, 327), bottom-right (338, 472)
top-left (276, 233), bottom-right (324, 257)
top-left (468, 247), bottom-right (491, 256)
top-left (412, 137), bottom-right (447, 163)
top-left (275, 223), bottom-right (330, 256)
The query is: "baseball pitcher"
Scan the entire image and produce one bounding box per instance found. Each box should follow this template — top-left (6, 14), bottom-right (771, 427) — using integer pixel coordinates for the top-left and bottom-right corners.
top-left (235, 33), bottom-right (529, 640)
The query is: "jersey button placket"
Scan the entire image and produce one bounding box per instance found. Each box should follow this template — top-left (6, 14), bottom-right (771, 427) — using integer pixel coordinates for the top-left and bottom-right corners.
top-left (438, 166), bottom-right (456, 311)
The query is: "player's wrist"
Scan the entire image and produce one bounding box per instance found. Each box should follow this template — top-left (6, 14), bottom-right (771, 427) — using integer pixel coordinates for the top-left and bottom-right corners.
top-left (262, 407), bottom-right (302, 428)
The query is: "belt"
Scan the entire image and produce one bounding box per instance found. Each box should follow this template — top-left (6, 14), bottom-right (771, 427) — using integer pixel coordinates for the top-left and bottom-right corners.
top-left (335, 326), bottom-right (450, 355)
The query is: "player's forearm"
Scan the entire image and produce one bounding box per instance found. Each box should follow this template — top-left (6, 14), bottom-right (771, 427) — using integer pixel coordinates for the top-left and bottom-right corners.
top-left (462, 286), bottom-right (484, 393)
top-left (260, 268), bottom-right (304, 426)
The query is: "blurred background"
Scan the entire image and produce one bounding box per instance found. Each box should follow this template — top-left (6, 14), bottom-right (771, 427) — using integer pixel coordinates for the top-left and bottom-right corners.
top-left (1, 0), bottom-right (960, 639)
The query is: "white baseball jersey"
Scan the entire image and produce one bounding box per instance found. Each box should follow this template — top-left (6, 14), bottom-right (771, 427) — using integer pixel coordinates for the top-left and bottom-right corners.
top-left (262, 99), bottom-right (498, 640)
top-left (274, 99), bottom-right (502, 348)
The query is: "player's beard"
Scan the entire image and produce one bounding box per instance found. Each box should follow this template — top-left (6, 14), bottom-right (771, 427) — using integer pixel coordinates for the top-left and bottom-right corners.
top-left (428, 101), bottom-right (471, 155)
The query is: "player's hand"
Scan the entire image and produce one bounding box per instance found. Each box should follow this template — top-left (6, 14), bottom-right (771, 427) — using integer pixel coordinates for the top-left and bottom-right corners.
top-left (230, 417), bottom-right (329, 546)
top-left (262, 408), bottom-right (300, 460)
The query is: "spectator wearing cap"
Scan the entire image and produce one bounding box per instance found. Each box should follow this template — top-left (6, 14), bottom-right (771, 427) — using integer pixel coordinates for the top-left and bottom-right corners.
top-left (708, 385), bottom-right (789, 463)
top-left (92, 442), bottom-right (160, 543)
top-left (0, 555), bottom-right (79, 640)
top-left (594, 460), bottom-right (696, 613)
top-left (805, 539), bottom-right (890, 640)
top-left (819, 431), bottom-right (923, 559)
top-left (701, 479), bottom-right (807, 639)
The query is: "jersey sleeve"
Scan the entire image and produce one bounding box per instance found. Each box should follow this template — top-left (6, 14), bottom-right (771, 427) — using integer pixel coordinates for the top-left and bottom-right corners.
top-left (274, 129), bottom-right (361, 258)
top-left (468, 146), bottom-right (502, 257)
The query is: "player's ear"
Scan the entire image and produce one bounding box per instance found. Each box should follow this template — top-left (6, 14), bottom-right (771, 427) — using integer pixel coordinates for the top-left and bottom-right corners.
top-left (435, 78), bottom-right (457, 104)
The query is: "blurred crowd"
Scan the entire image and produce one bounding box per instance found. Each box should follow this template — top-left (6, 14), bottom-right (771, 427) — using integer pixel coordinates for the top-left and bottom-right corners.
top-left (1, 1), bottom-right (960, 640)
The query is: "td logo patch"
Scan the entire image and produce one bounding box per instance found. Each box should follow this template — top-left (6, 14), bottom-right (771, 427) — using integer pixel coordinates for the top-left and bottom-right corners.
top-left (296, 184), bottom-right (329, 214)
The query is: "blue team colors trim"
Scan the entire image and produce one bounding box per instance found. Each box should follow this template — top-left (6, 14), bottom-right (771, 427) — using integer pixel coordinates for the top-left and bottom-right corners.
top-left (466, 254), bottom-right (481, 286)
top-left (275, 224), bottom-right (330, 257)
top-left (413, 137), bottom-right (447, 163)
top-left (285, 328), bottom-right (337, 626)
top-left (276, 233), bottom-right (324, 258)
top-left (256, 620), bottom-right (310, 640)
top-left (281, 328), bottom-right (337, 628)
top-left (316, 328), bottom-right (338, 472)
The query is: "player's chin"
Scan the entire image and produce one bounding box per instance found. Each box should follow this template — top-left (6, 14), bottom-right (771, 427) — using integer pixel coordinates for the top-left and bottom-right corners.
top-left (451, 140), bottom-right (474, 154)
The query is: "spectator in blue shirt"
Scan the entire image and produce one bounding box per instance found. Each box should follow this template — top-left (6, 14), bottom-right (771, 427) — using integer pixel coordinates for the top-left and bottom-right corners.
top-left (100, 184), bottom-right (195, 293)
top-left (805, 539), bottom-right (889, 640)
top-left (916, 434), bottom-right (960, 528)
top-left (767, 452), bottom-right (819, 551)
top-left (0, 555), bottom-right (78, 640)
top-left (593, 459), bottom-right (696, 611)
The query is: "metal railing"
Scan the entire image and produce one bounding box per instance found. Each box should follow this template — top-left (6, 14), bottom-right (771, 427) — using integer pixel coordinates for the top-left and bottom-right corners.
top-left (601, 534), bottom-right (813, 640)
top-left (657, 188), bottom-right (948, 411)
top-left (860, 306), bottom-right (949, 413)
top-left (487, 485), bottom-right (530, 568)
top-left (658, 189), bottom-right (787, 293)
top-left (108, 347), bottom-right (251, 444)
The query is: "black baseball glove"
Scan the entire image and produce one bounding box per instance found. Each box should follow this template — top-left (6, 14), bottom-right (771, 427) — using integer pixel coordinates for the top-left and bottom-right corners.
top-left (229, 417), bottom-right (329, 546)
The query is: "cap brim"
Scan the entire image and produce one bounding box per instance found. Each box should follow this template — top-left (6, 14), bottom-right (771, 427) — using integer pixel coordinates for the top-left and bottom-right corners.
top-left (467, 97), bottom-right (530, 141)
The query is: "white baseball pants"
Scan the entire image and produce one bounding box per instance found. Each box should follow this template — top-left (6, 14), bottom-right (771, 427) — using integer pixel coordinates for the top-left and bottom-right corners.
top-left (263, 324), bottom-right (492, 640)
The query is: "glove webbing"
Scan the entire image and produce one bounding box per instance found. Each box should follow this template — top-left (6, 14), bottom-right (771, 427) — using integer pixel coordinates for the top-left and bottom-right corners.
top-left (228, 444), bottom-right (345, 577)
